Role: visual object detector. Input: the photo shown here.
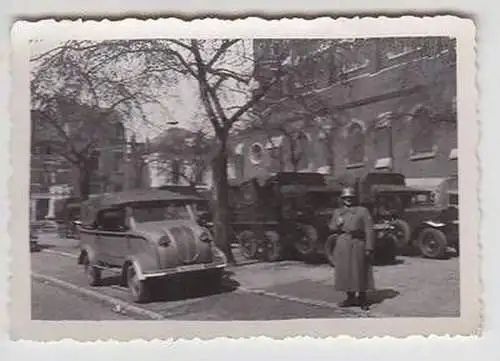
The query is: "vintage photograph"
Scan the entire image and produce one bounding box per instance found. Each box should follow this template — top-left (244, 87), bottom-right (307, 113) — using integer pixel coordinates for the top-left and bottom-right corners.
top-left (9, 17), bottom-right (479, 340)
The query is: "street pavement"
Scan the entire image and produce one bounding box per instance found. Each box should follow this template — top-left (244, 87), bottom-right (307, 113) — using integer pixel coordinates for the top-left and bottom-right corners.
top-left (31, 233), bottom-right (460, 320)
top-left (32, 278), bottom-right (134, 320)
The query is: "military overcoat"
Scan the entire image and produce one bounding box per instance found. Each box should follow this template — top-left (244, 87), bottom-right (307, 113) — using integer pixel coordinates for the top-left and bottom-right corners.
top-left (329, 206), bottom-right (376, 292)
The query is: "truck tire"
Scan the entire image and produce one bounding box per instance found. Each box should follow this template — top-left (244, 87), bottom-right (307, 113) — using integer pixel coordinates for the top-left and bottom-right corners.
top-left (293, 223), bottom-right (319, 261)
top-left (236, 230), bottom-right (259, 260)
top-left (417, 228), bottom-right (447, 259)
top-left (263, 230), bottom-right (283, 262)
top-left (391, 219), bottom-right (411, 254)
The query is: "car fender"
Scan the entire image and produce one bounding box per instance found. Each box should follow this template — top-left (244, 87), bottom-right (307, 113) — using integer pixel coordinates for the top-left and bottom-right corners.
top-left (423, 220), bottom-right (446, 228)
top-left (77, 245), bottom-right (97, 265)
top-left (123, 253), bottom-right (157, 281)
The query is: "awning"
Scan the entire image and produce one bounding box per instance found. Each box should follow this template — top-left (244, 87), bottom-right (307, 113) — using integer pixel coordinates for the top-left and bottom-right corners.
top-left (234, 142), bottom-right (244, 155)
top-left (265, 135), bottom-right (284, 149)
top-left (371, 184), bottom-right (430, 194)
top-left (405, 177), bottom-right (447, 193)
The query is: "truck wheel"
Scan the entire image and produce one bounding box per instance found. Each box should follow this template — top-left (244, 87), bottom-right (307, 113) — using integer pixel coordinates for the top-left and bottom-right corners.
top-left (126, 263), bottom-right (149, 303)
top-left (263, 231), bottom-right (283, 262)
top-left (237, 230), bottom-right (259, 260)
top-left (83, 255), bottom-right (101, 287)
top-left (323, 234), bottom-right (338, 267)
top-left (293, 223), bottom-right (318, 261)
top-left (417, 228), bottom-right (447, 259)
top-left (391, 219), bottom-right (411, 253)
top-left (375, 234), bottom-right (397, 264)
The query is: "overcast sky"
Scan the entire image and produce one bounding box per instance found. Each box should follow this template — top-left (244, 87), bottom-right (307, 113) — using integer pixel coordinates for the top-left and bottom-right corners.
top-left (30, 39), bottom-right (255, 142)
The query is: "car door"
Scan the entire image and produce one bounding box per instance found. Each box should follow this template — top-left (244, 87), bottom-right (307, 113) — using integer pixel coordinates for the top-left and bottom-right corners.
top-left (95, 208), bottom-right (130, 267)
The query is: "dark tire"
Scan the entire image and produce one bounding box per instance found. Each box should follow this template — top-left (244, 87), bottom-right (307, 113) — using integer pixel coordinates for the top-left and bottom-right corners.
top-left (375, 235), bottom-right (397, 264)
top-left (126, 263), bottom-right (149, 303)
top-left (293, 223), bottom-right (319, 261)
top-left (237, 230), bottom-right (259, 260)
top-left (83, 255), bottom-right (101, 287)
top-left (391, 219), bottom-right (411, 253)
top-left (323, 234), bottom-right (338, 267)
top-left (417, 228), bottom-right (447, 259)
top-left (263, 230), bottom-right (283, 262)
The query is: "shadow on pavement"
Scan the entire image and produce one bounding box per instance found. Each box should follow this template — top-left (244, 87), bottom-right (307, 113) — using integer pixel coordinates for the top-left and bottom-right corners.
top-left (98, 270), bottom-right (240, 304)
top-left (367, 288), bottom-right (400, 306)
top-left (372, 258), bottom-right (405, 267)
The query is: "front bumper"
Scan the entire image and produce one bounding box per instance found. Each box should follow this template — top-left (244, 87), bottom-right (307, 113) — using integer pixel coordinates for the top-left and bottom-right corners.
top-left (141, 260), bottom-right (227, 280)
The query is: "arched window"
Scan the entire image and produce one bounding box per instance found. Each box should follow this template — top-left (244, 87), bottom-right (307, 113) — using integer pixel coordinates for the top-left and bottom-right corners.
top-left (292, 131), bottom-right (311, 170)
top-left (411, 106), bottom-right (435, 155)
top-left (346, 122), bottom-right (365, 165)
top-left (249, 142), bottom-right (265, 165)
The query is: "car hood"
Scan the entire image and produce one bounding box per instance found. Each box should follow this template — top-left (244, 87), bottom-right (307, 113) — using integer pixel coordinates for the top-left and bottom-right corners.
top-left (133, 220), bottom-right (205, 240)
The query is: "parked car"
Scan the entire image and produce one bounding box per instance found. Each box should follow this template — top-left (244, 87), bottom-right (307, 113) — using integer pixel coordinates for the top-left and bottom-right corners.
top-left (29, 224), bottom-right (39, 252)
top-left (402, 180), bottom-right (459, 259)
top-left (54, 197), bottom-right (82, 239)
top-left (75, 189), bottom-right (227, 303)
top-left (228, 172), bottom-right (342, 263)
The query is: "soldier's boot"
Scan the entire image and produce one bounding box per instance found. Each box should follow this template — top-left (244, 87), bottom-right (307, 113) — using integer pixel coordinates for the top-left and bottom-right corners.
top-left (338, 292), bottom-right (357, 307)
top-left (358, 291), bottom-right (370, 310)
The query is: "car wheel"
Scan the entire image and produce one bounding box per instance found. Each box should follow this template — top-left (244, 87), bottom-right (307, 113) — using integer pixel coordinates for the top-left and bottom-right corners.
top-left (237, 230), bottom-right (259, 260)
top-left (391, 219), bottom-right (411, 253)
top-left (126, 264), bottom-right (149, 303)
top-left (323, 234), bottom-right (338, 267)
top-left (83, 255), bottom-right (102, 286)
top-left (263, 230), bottom-right (283, 262)
top-left (417, 228), bottom-right (447, 259)
top-left (293, 223), bottom-right (319, 261)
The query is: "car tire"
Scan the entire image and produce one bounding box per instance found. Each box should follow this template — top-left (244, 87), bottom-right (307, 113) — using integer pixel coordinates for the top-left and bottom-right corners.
top-left (83, 255), bottom-right (102, 287)
top-left (126, 263), bottom-right (149, 303)
top-left (263, 230), bottom-right (283, 262)
top-left (293, 223), bottom-right (319, 262)
top-left (417, 228), bottom-right (447, 259)
top-left (323, 234), bottom-right (338, 267)
top-left (237, 230), bottom-right (259, 260)
top-left (391, 219), bottom-right (411, 254)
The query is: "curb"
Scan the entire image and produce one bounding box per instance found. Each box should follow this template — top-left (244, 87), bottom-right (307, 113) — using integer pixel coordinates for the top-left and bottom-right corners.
top-left (39, 248), bottom-right (79, 259)
top-left (32, 272), bottom-right (165, 321)
top-left (237, 287), bottom-right (387, 318)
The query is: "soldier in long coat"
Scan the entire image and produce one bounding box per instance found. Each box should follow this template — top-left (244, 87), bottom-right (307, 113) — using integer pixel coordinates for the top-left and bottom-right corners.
top-left (329, 186), bottom-right (375, 310)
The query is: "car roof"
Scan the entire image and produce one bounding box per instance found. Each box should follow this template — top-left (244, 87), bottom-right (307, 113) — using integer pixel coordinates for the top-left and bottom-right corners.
top-left (86, 189), bottom-right (203, 207)
top-left (80, 189), bottom-right (203, 224)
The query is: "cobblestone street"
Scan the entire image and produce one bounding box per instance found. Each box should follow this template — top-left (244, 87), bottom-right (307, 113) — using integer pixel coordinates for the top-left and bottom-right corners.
top-left (31, 233), bottom-right (459, 320)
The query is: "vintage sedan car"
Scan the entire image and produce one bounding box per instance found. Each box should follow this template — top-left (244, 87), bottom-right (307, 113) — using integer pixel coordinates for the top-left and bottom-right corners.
top-left (75, 189), bottom-right (227, 303)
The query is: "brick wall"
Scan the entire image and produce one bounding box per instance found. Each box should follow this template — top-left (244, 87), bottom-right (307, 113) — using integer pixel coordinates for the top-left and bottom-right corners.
top-left (231, 40), bottom-right (457, 184)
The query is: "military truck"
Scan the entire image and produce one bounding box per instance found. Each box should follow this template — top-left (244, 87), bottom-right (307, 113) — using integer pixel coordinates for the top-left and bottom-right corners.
top-left (228, 172), bottom-right (342, 262)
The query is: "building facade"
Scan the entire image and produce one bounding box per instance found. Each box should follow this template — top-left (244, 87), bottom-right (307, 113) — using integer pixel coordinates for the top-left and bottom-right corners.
top-left (30, 100), bottom-right (150, 222)
top-left (226, 38), bottom-right (458, 193)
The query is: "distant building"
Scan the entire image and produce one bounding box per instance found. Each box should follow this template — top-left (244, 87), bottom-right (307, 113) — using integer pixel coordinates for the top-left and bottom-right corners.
top-left (227, 38), bottom-right (457, 195)
top-left (147, 127), bottom-right (214, 190)
top-left (30, 99), bottom-right (149, 222)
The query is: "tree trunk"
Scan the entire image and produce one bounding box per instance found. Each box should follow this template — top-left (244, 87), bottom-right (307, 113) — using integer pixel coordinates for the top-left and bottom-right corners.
top-left (212, 134), bottom-right (236, 265)
top-left (78, 166), bottom-right (91, 201)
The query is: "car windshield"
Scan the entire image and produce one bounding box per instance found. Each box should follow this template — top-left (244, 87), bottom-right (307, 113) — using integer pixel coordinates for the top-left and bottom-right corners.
top-left (131, 202), bottom-right (193, 223)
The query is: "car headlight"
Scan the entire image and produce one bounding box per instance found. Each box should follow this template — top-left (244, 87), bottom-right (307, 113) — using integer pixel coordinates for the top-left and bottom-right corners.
top-left (200, 230), bottom-right (212, 243)
top-left (158, 235), bottom-right (171, 247)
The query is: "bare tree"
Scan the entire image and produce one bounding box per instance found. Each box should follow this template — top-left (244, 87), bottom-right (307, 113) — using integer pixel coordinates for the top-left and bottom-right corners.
top-left (151, 127), bottom-right (214, 187)
top-left (31, 39), bottom-right (286, 263)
